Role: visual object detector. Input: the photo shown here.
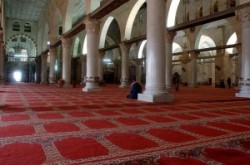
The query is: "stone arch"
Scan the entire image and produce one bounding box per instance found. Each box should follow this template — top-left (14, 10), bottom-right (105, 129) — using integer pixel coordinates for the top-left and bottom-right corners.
top-left (99, 16), bottom-right (120, 48)
top-left (226, 32), bottom-right (237, 54)
top-left (195, 19), bottom-right (236, 49)
top-left (138, 40), bottom-right (147, 59)
top-left (6, 34), bottom-right (37, 57)
top-left (124, 0), bottom-right (146, 40)
top-left (166, 0), bottom-right (180, 27)
top-left (65, 0), bottom-right (86, 32)
top-left (82, 35), bottom-right (87, 55)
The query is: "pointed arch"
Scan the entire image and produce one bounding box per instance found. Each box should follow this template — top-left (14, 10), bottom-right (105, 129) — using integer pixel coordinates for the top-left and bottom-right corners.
top-left (124, 0), bottom-right (146, 40)
top-left (167, 0), bottom-right (180, 27)
top-left (82, 35), bottom-right (87, 55)
top-left (99, 16), bottom-right (114, 48)
top-left (226, 32), bottom-right (237, 54)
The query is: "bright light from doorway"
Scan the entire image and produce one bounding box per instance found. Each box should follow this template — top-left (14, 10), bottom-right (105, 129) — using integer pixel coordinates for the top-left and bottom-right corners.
top-left (13, 71), bottom-right (22, 82)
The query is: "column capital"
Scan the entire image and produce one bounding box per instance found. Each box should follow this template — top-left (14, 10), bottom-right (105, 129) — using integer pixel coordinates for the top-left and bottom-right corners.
top-left (49, 47), bottom-right (57, 55)
top-left (236, 7), bottom-right (250, 27)
top-left (190, 50), bottom-right (199, 59)
top-left (84, 16), bottom-right (101, 35)
top-left (0, 41), bottom-right (4, 48)
top-left (41, 53), bottom-right (48, 59)
top-left (119, 42), bottom-right (131, 51)
top-left (98, 50), bottom-right (105, 57)
top-left (165, 30), bottom-right (176, 42)
top-left (61, 37), bottom-right (72, 48)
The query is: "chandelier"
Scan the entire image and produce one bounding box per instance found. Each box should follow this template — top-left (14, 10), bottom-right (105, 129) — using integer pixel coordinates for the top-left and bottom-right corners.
top-left (179, 33), bottom-right (191, 64)
top-left (179, 51), bottom-right (191, 64)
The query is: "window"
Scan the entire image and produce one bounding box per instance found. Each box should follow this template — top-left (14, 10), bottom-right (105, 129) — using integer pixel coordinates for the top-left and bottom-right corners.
top-left (21, 37), bottom-right (26, 42)
top-left (24, 23), bottom-right (31, 32)
top-left (12, 22), bottom-right (20, 31)
top-left (230, 0), bottom-right (236, 7)
top-left (59, 26), bottom-right (63, 35)
top-left (186, 12), bottom-right (190, 21)
top-left (214, 1), bottom-right (218, 12)
top-left (199, 7), bottom-right (203, 17)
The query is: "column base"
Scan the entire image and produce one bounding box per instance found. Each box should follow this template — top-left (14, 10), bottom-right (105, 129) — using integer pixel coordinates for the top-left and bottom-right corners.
top-left (189, 84), bottom-right (198, 88)
top-left (63, 82), bottom-right (72, 88)
top-left (82, 82), bottom-right (101, 92)
top-left (82, 87), bottom-right (101, 92)
top-left (236, 92), bottom-right (250, 98)
top-left (40, 82), bottom-right (48, 85)
top-left (119, 83), bottom-right (129, 88)
top-left (138, 93), bottom-right (174, 103)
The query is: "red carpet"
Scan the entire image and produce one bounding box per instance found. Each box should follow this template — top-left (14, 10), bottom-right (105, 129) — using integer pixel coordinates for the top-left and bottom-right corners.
top-left (83, 119), bottom-right (118, 129)
top-left (147, 128), bottom-right (197, 143)
top-left (0, 125), bottom-right (35, 137)
top-left (54, 137), bottom-right (109, 159)
top-left (0, 84), bottom-right (250, 164)
top-left (0, 143), bottom-right (46, 165)
top-left (203, 148), bottom-right (250, 165)
top-left (43, 122), bottom-right (80, 133)
top-left (158, 157), bottom-right (208, 165)
top-left (106, 133), bottom-right (158, 150)
top-left (181, 125), bottom-right (227, 137)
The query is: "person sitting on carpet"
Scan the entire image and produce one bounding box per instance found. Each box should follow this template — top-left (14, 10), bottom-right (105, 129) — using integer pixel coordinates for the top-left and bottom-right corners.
top-left (127, 80), bottom-right (142, 99)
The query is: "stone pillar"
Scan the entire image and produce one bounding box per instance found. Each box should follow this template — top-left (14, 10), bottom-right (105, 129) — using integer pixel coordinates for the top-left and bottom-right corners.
top-left (81, 55), bottom-right (87, 84)
top-left (119, 43), bottom-right (130, 87)
top-left (236, 45), bottom-right (242, 87)
top-left (189, 51), bottom-right (198, 88)
top-left (215, 50), bottom-right (224, 87)
top-left (35, 56), bottom-right (41, 83)
top-left (0, 29), bottom-right (4, 83)
top-left (236, 7), bottom-right (250, 98)
top-left (49, 47), bottom-right (57, 84)
top-left (135, 59), bottom-right (142, 83)
top-left (165, 30), bottom-right (176, 88)
top-left (61, 37), bottom-right (72, 87)
top-left (138, 0), bottom-right (173, 102)
top-left (82, 18), bottom-right (101, 92)
top-left (98, 50), bottom-right (105, 82)
top-left (41, 53), bottom-right (48, 84)
top-left (0, 42), bottom-right (5, 83)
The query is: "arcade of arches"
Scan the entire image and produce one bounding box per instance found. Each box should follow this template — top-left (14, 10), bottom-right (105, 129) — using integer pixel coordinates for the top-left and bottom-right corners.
top-left (0, 0), bottom-right (250, 101)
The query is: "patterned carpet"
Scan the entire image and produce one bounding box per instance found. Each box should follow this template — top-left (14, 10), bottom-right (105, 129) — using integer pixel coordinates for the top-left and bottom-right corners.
top-left (0, 83), bottom-right (250, 165)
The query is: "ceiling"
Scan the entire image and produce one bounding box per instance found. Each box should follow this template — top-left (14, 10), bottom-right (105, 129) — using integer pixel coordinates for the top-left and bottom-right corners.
top-left (4, 0), bottom-right (48, 21)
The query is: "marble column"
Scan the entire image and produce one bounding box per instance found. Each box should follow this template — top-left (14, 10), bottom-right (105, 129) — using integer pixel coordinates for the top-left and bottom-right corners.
top-left (41, 53), bottom-right (48, 84)
top-left (236, 7), bottom-right (250, 98)
top-left (0, 42), bottom-right (4, 83)
top-left (189, 51), bottom-right (198, 88)
top-left (119, 43), bottom-right (130, 88)
top-left (81, 55), bottom-right (87, 84)
top-left (165, 30), bottom-right (176, 88)
top-left (49, 47), bottom-right (57, 84)
top-left (236, 45), bottom-right (242, 87)
top-left (98, 50), bottom-right (105, 82)
top-left (0, 29), bottom-right (4, 83)
top-left (82, 18), bottom-right (101, 92)
top-left (138, 0), bottom-right (173, 102)
top-left (35, 56), bottom-right (41, 83)
top-left (135, 59), bottom-right (142, 83)
top-left (61, 37), bottom-right (72, 87)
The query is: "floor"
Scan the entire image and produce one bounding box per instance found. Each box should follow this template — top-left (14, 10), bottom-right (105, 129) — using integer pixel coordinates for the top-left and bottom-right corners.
top-left (0, 83), bottom-right (250, 165)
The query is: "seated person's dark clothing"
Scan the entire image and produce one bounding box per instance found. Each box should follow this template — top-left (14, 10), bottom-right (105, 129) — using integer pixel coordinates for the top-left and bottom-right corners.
top-left (127, 82), bottom-right (142, 99)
